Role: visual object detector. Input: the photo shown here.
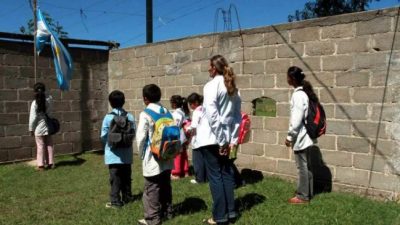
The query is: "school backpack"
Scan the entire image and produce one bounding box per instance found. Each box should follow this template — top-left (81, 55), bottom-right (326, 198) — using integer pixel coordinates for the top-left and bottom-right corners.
top-left (107, 111), bottom-right (135, 149)
top-left (238, 112), bottom-right (251, 144)
top-left (304, 98), bottom-right (327, 139)
top-left (144, 108), bottom-right (182, 160)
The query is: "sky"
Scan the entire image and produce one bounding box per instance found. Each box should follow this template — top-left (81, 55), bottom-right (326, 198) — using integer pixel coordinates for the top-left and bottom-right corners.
top-left (0, 0), bottom-right (399, 48)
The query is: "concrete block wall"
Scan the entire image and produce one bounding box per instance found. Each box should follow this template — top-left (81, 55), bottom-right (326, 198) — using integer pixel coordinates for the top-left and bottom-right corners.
top-left (0, 40), bottom-right (109, 162)
top-left (110, 8), bottom-right (400, 198)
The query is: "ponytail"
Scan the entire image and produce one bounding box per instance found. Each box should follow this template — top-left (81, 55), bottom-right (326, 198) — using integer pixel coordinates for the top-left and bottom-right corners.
top-left (181, 97), bottom-right (190, 116)
top-left (33, 82), bottom-right (46, 113)
top-left (210, 55), bottom-right (237, 96)
top-left (187, 93), bottom-right (204, 105)
top-left (302, 80), bottom-right (319, 103)
top-left (170, 95), bottom-right (190, 116)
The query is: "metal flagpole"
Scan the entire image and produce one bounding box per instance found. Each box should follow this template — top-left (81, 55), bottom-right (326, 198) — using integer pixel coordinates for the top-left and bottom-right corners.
top-left (33, 0), bottom-right (37, 83)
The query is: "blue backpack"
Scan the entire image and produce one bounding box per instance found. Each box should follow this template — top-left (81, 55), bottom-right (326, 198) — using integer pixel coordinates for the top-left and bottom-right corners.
top-left (144, 108), bottom-right (182, 160)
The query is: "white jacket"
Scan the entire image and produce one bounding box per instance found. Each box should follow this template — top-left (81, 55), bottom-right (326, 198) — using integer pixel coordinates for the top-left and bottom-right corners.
top-left (171, 108), bottom-right (187, 143)
top-left (136, 103), bottom-right (174, 177)
top-left (190, 105), bottom-right (217, 149)
top-left (203, 75), bottom-right (242, 146)
top-left (286, 87), bottom-right (316, 151)
top-left (28, 96), bottom-right (52, 136)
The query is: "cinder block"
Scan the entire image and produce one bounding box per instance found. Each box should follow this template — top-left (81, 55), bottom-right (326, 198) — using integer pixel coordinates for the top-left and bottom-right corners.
top-left (337, 136), bottom-right (370, 153)
top-left (353, 121), bottom-right (389, 139)
top-left (252, 46), bottom-right (276, 60)
top-left (175, 75), bottom-right (192, 87)
top-left (243, 62), bottom-right (264, 74)
top-left (322, 56), bottom-right (353, 71)
top-left (370, 105), bottom-right (394, 122)
top-left (236, 75), bottom-right (251, 89)
top-left (63, 112), bottom-right (81, 122)
top-left (321, 23), bottom-right (355, 39)
top-left (0, 90), bottom-right (18, 101)
top-left (240, 89), bottom-right (263, 102)
top-left (336, 71), bottom-right (369, 87)
top-left (0, 67), bottom-right (19, 77)
top-left (320, 88), bottom-right (350, 103)
top-left (159, 54), bottom-right (174, 65)
top-left (166, 41), bottom-right (182, 53)
top-left (192, 48), bottom-right (211, 61)
top-left (337, 37), bottom-right (370, 54)
top-left (305, 72), bottom-right (334, 88)
top-left (263, 89), bottom-right (289, 102)
top-left (353, 154), bottom-right (386, 173)
top-left (249, 116), bottom-right (264, 129)
top-left (277, 43), bottom-right (304, 58)
top-left (276, 160), bottom-right (297, 176)
top-left (305, 41), bottom-right (335, 56)
top-left (318, 135), bottom-right (336, 150)
top-left (253, 156), bottom-right (277, 172)
top-left (55, 143), bottom-right (73, 154)
top-left (264, 117), bottom-right (289, 131)
top-left (372, 32), bottom-right (400, 51)
top-left (276, 103), bottom-right (289, 117)
top-left (291, 27), bottom-right (320, 43)
top-left (235, 153), bottom-right (253, 168)
top-left (264, 144), bottom-right (290, 159)
top-left (335, 104), bottom-right (368, 120)
top-left (8, 147), bottom-right (32, 160)
top-left (181, 38), bottom-right (200, 50)
top-left (2, 54), bottom-right (29, 66)
top-left (335, 167), bottom-right (369, 186)
top-left (240, 143), bottom-right (264, 156)
top-left (5, 78), bottom-right (29, 89)
top-left (5, 124), bottom-right (28, 136)
top-left (264, 31), bottom-right (289, 45)
top-left (326, 120), bottom-right (352, 135)
top-left (0, 136), bottom-right (21, 148)
top-left (354, 53), bottom-right (387, 70)
top-left (144, 56), bottom-right (158, 66)
top-left (265, 59), bottom-right (291, 74)
top-left (193, 72), bottom-right (210, 85)
top-left (253, 130), bottom-right (277, 144)
top-left (369, 172), bottom-right (400, 192)
top-left (251, 75), bottom-right (275, 88)
top-left (353, 87), bottom-right (391, 103)
top-left (243, 33), bottom-right (264, 47)
top-left (321, 150), bottom-right (352, 167)
top-left (5, 102), bottom-right (28, 113)
top-left (356, 17), bottom-right (391, 36)
top-left (165, 87), bottom-right (182, 97)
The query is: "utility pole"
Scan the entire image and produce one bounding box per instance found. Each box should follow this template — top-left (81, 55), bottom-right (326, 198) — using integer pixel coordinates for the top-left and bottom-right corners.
top-left (146, 0), bottom-right (153, 43)
top-left (33, 0), bottom-right (37, 83)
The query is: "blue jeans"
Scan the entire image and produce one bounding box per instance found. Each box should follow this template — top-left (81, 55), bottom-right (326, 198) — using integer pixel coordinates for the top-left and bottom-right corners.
top-left (192, 147), bottom-right (207, 183)
top-left (202, 145), bottom-right (236, 223)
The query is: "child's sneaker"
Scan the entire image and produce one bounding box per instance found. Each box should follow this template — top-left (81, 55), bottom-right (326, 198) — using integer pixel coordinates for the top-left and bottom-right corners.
top-left (105, 202), bottom-right (123, 209)
top-left (137, 219), bottom-right (148, 225)
top-left (190, 179), bottom-right (198, 184)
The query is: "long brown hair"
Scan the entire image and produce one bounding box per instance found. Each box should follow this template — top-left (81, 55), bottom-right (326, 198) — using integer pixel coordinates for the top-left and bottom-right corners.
top-left (33, 82), bottom-right (46, 113)
top-left (210, 55), bottom-right (237, 96)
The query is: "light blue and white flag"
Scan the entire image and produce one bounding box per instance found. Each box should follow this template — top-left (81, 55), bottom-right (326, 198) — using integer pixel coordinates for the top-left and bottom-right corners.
top-left (36, 8), bottom-right (73, 91)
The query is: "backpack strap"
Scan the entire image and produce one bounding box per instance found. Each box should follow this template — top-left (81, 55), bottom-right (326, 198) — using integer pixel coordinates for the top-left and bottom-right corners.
top-left (144, 108), bottom-right (173, 122)
top-left (109, 110), bottom-right (128, 117)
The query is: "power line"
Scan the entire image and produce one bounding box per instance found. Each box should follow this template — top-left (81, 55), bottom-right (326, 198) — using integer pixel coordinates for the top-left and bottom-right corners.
top-left (121, 0), bottom-right (224, 46)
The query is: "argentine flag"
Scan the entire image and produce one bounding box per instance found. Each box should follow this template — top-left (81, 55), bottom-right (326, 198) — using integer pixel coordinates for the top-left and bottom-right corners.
top-left (36, 8), bottom-right (73, 91)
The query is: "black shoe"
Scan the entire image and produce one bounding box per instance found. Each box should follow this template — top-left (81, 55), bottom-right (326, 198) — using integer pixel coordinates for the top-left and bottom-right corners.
top-left (122, 195), bottom-right (135, 204)
top-left (105, 202), bottom-right (123, 209)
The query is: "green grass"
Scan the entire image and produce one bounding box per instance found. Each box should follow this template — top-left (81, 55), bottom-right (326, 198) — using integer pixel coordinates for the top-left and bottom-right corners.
top-left (0, 153), bottom-right (399, 225)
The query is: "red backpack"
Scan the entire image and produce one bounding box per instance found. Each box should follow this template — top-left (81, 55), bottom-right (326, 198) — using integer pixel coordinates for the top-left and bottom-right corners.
top-left (238, 112), bottom-right (251, 144)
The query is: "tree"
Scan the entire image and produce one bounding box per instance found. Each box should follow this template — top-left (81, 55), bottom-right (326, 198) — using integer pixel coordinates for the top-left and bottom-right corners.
top-left (288, 0), bottom-right (379, 22)
top-left (20, 11), bottom-right (69, 38)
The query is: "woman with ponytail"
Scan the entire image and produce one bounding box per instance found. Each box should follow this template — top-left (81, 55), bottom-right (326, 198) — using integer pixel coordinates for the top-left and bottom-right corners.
top-left (285, 66), bottom-right (317, 204)
top-left (201, 55), bottom-right (241, 224)
top-left (170, 95), bottom-right (190, 179)
top-left (28, 82), bottom-right (54, 171)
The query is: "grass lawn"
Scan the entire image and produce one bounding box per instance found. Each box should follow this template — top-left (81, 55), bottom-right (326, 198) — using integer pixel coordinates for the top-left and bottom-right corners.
top-left (0, 152), bottom-right (399, 225)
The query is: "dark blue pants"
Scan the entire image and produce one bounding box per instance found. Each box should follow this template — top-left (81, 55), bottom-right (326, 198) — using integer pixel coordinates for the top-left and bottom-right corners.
top-left (192, 147), bottom-right (207, 183)
top-left (202, 145), bottom-right (236, 223)
top-left (109, 164), bottom-right (132, 205)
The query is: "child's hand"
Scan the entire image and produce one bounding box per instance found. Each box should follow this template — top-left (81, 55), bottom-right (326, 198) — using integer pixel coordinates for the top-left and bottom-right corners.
top-left (285, 139), bottom-right (292, 147)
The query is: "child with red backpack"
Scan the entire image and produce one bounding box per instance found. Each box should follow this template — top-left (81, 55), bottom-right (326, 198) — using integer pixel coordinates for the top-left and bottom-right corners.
top-left (285, 66), bottom-right (326, 204)
top-left (136, 84), bottom-right (179, 225)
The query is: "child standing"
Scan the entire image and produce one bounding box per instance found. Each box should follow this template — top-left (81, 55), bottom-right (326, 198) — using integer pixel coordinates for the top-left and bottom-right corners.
top-left (285, 66), bottom-right (317, 204)
top-left (186, 93), bottom-right (210, 184)
top-left (29, 82), bottom-right (54, 171)
top-left (101, 90), bottom-right (135, 208)
top-left (137, 84), bottom-right (174, 225)
top-left (170, 95), bottom-right (190, 179)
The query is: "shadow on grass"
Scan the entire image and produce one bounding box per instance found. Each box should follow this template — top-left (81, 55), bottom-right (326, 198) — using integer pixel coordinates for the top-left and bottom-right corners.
top-left (130, 192), bottom-right (143, 202)
top-left (55, 154), bottom-right (86, 167)
top-left (235, 193), bottom-right (266, 213)
top-left (173, 197), bottom-right (207, 215)
top-left (240, 168), bottom-right (264, 185)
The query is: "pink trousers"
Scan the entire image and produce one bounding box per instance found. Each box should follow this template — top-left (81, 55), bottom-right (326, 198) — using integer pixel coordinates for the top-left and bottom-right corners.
top-left (171, 147), bottom-right (189, 177)
top-left (35, 135), bottom-right (54, 167)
